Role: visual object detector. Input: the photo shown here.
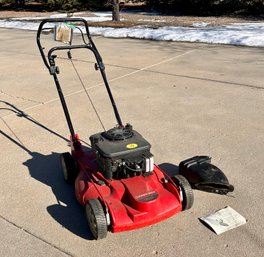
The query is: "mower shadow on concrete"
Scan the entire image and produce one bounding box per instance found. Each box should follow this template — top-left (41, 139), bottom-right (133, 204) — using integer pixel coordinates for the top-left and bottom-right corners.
top-left (24, 151), bottom-right (93, 240)
top-left (0, 101), bottom-right (69, 143)
top-left (0, 102), bottom-right (93, 240)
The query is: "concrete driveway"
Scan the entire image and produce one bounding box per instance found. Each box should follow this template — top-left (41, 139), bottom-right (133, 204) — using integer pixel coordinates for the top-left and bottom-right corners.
top-left (0, 27), bottom-right (263, 257)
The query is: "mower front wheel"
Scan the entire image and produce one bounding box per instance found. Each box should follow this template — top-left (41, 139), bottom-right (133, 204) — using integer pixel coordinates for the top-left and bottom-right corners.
top-left (60, 152), bottom-right (78, 184)
top-left (172, 175), bottom-right (194, 211)
top-left (85, 199), bottom-right (108, 240)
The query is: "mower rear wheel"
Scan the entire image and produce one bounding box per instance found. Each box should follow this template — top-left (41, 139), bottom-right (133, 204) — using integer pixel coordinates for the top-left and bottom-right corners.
top-left (172, 175), bottom-right (194, 211)
top-left (60, 152), bottom-right (78, 184)
top-left (85, 199), bottom-right (108, 240)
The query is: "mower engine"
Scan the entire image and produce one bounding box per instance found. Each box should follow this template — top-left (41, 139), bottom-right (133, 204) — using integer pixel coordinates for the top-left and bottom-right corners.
top-left (90, 124), bottom-right (154, 180)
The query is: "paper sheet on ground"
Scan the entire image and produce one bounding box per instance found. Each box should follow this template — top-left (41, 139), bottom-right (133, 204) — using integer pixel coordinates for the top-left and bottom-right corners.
top-left (199, 206), bottom-right (247, 235)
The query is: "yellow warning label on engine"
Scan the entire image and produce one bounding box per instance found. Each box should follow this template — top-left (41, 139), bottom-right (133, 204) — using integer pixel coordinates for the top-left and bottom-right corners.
top-left (126, 143), bottom-right (138, 149)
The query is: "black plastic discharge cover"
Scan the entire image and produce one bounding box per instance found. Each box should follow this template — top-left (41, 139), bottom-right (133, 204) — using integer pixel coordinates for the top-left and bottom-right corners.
top-left (179, 156), bottom-right (234, 195)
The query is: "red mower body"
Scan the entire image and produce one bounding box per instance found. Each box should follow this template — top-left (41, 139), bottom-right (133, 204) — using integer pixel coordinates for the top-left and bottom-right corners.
top-left (73, 149), bottom-right (182, 233)
top-left (37, 18), bottom-right (193, 239)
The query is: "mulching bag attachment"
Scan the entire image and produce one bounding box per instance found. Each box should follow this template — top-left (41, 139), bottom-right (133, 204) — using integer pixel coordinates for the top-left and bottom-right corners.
top-left (179, 156), bottom-right (234, 195)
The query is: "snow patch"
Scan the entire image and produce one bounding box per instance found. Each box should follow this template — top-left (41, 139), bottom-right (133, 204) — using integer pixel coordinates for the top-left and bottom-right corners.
top-left (193, 22), bottom-right (210, 27)
top-left (0, 15), bottom-right (264, 47)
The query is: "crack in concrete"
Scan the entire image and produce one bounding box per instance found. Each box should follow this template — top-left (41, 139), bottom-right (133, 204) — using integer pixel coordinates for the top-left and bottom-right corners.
top-left (1, 49), bottom-right (196, 118)
top-left (0, 214), bottom-right (75, 257)
top-left (0, 90), bottom-right (44, 104)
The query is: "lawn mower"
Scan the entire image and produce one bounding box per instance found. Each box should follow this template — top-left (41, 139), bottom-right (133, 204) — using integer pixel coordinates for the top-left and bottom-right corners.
top-left (37, 18), bottom-right (232, 240)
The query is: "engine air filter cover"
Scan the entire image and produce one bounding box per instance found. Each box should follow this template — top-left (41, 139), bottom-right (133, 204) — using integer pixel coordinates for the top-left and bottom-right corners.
top-left (104, 124), bottom-right (133, 141)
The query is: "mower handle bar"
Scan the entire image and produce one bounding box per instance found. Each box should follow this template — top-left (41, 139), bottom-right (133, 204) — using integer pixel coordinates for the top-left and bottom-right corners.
top-left (47, 45), bottom-right (103, 72)
top-left (37, 18), bottom-right (94, 70)
top-left (36, 18), bottom-right (123, 131)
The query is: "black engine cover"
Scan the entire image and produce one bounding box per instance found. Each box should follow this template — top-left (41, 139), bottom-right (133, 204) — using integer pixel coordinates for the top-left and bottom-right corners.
top-left (90, 128), bottom-right (152, 179)
top-left (90, 130), bottom-right (151, 159)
